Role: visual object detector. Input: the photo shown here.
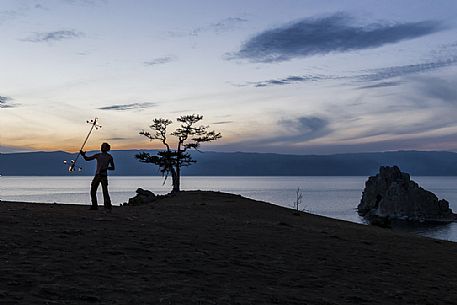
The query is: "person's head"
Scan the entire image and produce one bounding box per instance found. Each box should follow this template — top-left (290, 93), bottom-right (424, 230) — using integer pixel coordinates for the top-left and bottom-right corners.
top-left (101, 142), bottom-right (111, 152)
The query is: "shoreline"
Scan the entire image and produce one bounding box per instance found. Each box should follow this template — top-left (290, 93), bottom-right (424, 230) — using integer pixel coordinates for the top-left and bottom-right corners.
top-left (2, 191), bottom-right (457, 304)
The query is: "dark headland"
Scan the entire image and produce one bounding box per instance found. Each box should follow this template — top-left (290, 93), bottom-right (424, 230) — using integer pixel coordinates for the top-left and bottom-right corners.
top-left (1, 191), bottom-right (457, 304)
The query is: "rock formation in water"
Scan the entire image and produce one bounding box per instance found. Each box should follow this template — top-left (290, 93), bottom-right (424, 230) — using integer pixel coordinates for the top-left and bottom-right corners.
top-left (358, 166), bottom-right (456, 223)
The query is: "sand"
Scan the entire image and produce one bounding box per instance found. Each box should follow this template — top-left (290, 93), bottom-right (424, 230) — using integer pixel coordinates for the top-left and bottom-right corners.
top-left (1, 191), bottom-right (457, 304)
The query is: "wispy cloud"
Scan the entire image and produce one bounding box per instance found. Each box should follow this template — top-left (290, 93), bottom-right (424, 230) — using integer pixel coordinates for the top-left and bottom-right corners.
top-left (63, 0), bottom-right (106, 6)
top-left (0, 10), bottom-right (20, 25)
top-left (211, 121), bottom-right (233, 125)
top-left (215, 115), bottom-right (332, 152)
top-left (23, 30), bottom-right (84, 43)
top-left (144, 56), bottom-right (176, 66)
top-left (209, 17), bottom-right (248, 34)
top-left (243, 74), bottom-right (339, 87)
top-left (241, 57), bottom-right (457, 88)
top-left (0, 96), bottom-right (17, 108)
top-left (357, 58), bottom-right (457, 82)
top-left (232, 13), bottom-right (445, 62)
top-left (98, 102), bottom-right (157, 111)
top-left (34, 4), bottom-right (48, 10)
top-left (356, 81), bottom-right (403, 90)
top-left (416, 77), bottom-right (457, 104)
top-left (278, 116), bottom-right (331, 142)
top-left (168, 16), bottom-right (248, 38)
top-left (343, 117), bottom-right (455, 141)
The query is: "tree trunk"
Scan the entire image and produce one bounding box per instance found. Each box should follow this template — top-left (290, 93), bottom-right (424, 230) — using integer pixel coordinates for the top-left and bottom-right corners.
top-left (171, 165), bottom-right (180, 193)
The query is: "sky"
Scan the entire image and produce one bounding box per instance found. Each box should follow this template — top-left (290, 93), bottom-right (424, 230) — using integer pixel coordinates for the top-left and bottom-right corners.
top-left (1, 0), bottom-right (457, 154)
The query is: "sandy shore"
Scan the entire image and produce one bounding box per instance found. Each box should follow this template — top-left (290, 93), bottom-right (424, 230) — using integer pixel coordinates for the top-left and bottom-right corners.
top-left (1, 191), bottom-right (457, 304)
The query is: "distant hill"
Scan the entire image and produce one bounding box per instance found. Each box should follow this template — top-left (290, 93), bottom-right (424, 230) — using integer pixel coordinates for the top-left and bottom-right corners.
top-left (1, 150), bottom-right (457, 176)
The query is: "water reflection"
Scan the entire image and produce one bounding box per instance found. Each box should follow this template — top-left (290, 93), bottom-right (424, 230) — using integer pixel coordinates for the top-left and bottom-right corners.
top-left (391, 221), bottom-right (456, 242)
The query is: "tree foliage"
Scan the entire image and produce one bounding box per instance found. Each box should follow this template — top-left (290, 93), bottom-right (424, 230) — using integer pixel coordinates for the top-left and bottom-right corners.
top-left (136, 114), bottom-right (221, 192)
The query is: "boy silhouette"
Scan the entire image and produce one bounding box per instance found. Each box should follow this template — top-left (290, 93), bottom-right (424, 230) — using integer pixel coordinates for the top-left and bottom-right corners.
top-left (81, 142), bottom-right (115, 210)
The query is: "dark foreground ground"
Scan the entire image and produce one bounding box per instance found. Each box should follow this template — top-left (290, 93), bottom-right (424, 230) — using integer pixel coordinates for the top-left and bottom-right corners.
top-left (1, 191), bottom-right (457, 305)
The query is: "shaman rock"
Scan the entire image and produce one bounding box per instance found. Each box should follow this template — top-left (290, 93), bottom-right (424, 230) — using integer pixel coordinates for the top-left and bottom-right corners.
top-left (358, 166), bottom-right (456, 223)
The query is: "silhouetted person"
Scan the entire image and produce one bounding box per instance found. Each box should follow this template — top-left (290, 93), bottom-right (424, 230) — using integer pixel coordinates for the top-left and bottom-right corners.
top-left (81, 142), bottom-right (115, 210)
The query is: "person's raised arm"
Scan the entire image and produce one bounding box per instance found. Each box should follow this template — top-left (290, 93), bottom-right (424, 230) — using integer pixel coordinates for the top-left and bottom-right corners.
top-left (80, 150), bottom-right (96, 161)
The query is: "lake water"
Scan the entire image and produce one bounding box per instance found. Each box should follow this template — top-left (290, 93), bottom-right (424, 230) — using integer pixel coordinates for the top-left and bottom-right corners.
top-left (1, 176), bottom-right (457, 242)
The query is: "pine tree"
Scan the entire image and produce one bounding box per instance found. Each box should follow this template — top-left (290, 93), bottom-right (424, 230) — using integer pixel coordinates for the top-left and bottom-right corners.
top-left (136, 114), bottom-right (221, 192)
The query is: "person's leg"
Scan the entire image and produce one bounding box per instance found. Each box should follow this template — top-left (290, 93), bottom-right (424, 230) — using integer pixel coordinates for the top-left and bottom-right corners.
top-left (101, 176), bottom-right (112, 209)
top-left (90, 175), bottom-right (101, 209)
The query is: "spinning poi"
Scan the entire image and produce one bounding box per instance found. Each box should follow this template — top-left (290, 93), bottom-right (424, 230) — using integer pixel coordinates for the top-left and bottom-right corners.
top-left (64, 118), bottom-right (102, 172)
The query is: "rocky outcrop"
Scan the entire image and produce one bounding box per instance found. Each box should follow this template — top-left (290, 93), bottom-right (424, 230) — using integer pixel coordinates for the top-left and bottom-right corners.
top-left (125, 188), bottom-right (156, 206)
top-left (358, 166), bottom-right (456, 223)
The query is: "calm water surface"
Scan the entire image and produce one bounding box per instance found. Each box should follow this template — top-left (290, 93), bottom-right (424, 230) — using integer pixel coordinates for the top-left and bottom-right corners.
top-left (1, 176), bottom-right (457, 242)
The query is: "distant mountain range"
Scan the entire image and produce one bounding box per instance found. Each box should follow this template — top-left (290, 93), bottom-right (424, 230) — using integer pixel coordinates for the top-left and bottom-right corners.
top-left (1, 150), bottom-right (457, 176)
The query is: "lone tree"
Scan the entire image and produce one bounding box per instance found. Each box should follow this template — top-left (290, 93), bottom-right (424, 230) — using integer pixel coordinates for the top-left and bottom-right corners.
top-left (136, 114), bottom-right (221, 193)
